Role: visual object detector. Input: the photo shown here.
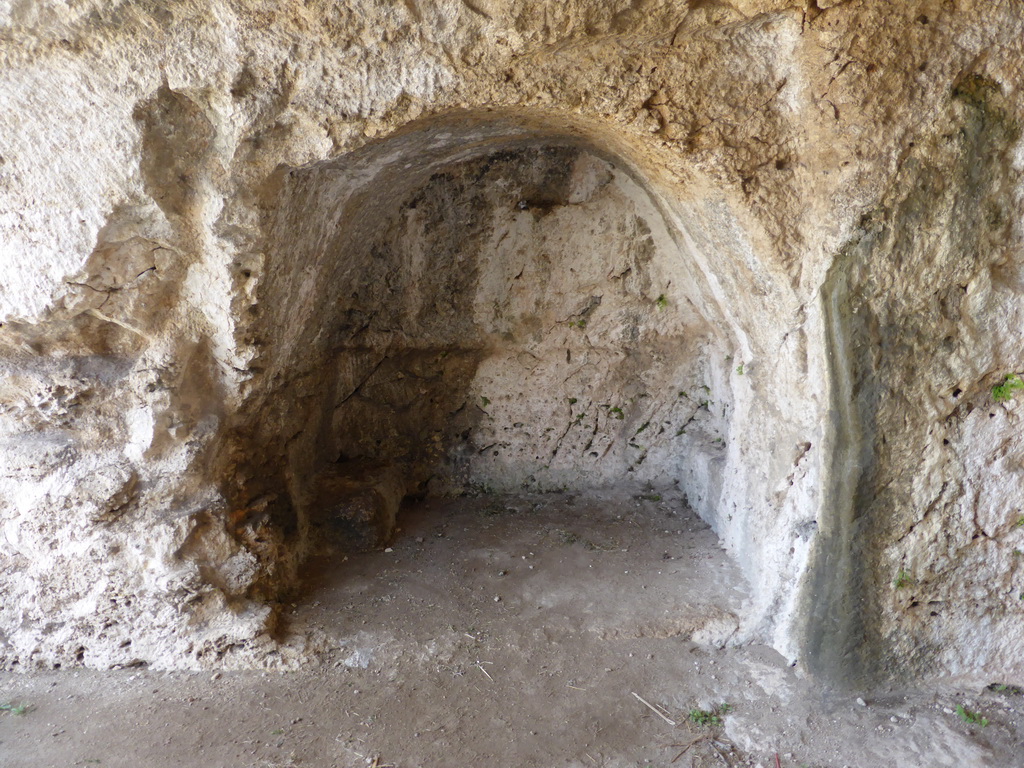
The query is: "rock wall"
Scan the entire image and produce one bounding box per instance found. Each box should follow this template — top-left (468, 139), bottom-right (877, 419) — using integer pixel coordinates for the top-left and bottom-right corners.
top-left (0, 0), bottom-right (1021, 684)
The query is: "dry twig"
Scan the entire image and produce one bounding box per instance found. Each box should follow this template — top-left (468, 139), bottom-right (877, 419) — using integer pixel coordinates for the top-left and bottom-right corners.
top-left (668, 735), bottom-right (707, 762)
top-left (475, 661), bottom-right (494, 681)
top-left (709, 740), bottom-right (731, 766)
top-left (631, 691), bottom-right (677, 725)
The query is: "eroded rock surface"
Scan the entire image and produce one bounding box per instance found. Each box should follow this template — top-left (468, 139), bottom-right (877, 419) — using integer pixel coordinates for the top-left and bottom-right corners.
top-left (0, 0), bottom-right (1021, 685)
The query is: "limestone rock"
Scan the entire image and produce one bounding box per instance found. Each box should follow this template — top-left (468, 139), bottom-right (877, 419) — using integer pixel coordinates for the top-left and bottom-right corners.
top-left (0, 0), bottom-right (1020, 685)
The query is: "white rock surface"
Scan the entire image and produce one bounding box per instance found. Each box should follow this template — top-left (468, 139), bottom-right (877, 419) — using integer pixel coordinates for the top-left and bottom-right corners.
top-left (0, 0), bottom-right (1020, 684)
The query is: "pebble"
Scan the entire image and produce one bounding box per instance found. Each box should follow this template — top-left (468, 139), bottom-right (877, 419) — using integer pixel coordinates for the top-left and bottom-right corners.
top-left (856, 697), bottom-right (867, 707)
top-left (890, 716), bottom-right (899, 723)
top-left (384, 547), bottom-right (393, 553)
top-left (493, 596), bottom-right (501, 602)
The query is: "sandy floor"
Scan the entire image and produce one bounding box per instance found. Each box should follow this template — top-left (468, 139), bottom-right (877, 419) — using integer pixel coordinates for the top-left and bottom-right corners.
top-left (1, 491), bottom-right (1021, 767)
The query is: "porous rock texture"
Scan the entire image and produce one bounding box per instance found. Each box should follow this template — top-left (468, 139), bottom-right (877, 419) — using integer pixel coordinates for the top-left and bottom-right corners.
top-left (0, 0), bottom-right (1021, 685)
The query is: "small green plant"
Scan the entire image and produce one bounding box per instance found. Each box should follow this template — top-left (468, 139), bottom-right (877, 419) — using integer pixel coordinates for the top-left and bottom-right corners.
top-left (568, 397), bottom-right (578, 405)
top-left (480, 396), bottom-right (491, 407)
top-left (736, 363), bottom-right (744, 375)
top-left (894, 569), bottom-right (911, 589)
top-left (688, 703), bottom-right (732, 727)
top-left (992, 373), bottom-right (1024, 402)
top-left (1016, 516), bottom-right (1024, 527)
top-left (609, 406), bottom-right (624, 420)
top-left (635, 421), bottom-right (650, 435)
top-left (637, 493), bottom-right (662, 502)
top-left (568, 318), bottom-right (588, 329)
top-left (0, 702), bottom-right (29, 716)
top-left (655, 294), bottom-right (669, 310)
top-left (988, 683), bottom-right (1024, 695)
top-left (956, 704), bottom-right (989, 727)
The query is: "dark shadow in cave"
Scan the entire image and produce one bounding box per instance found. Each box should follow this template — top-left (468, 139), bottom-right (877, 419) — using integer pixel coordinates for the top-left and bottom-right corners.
top-left (243, 112), bottom-right (739, 574)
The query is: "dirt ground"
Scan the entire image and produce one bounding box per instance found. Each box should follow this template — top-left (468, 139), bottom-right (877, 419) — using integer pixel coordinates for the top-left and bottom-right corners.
top-left (1, 490), bottom-right (1021, 768)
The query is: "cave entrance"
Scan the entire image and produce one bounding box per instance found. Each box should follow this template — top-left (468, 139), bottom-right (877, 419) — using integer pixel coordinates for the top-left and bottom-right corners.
top-left (259, 113), bottom-right (740, 586)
